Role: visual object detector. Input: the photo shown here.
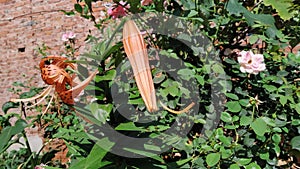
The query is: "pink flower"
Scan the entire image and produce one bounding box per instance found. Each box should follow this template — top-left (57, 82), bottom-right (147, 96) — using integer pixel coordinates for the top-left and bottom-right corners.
top-left (62, 32), bottom-right (76, 42)
top-left (141, 0), bottom-right (153, 6)
top-left (237, 50), bottom-right (266, 74)
top-left (35, 164), bottom-right (47, 169)
top-left (107, 1), bottom-right (129, 19)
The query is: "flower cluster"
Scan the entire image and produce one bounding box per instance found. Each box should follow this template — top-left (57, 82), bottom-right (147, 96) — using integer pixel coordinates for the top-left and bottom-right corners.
top-left (237, 50), bottom-right (266, 74)
top-left (107, 1), bottom-right (130, 19)
top-left (61, 32), bottom-right (76, 42)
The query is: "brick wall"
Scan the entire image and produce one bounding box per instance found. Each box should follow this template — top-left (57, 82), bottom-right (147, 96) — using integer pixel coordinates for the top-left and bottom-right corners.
top-left (0, 0), bottom-right (104, 113)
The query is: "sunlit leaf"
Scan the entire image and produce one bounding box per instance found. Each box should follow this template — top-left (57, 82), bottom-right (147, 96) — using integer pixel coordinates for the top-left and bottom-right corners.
top-left (262, 0), bottom-right (294, 20)
top-left (206, 153), bottom-right (220, 167)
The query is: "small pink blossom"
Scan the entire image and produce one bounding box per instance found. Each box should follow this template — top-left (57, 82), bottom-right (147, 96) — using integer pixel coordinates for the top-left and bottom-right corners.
top-left (209, 21), bottom-right (216, 28)
top-left (62, 32), bottom-right (76, 42)
top-left (237, 50), bottom-right (266, 74)
top-left (141, 0), bottom-right (153, 6)
top-left (107, 1), bottom-right (129, 19)
top-left (35, 164), bottom-right (47, 169)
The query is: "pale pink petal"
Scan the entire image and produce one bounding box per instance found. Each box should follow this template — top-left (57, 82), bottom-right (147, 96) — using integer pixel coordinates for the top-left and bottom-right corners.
top-left (61, 33), bottom-right (69, 42)
top-left (68, 32), bottom-right (76, 39)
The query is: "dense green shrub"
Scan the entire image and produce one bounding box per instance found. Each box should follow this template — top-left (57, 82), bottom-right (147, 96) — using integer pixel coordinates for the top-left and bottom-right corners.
top-left (1, 0), bottom-right (299, 168)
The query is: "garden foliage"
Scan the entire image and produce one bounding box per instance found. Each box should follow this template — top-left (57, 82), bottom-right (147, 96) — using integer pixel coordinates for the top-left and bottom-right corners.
top-left (1, 0), bottom-right (300, 168)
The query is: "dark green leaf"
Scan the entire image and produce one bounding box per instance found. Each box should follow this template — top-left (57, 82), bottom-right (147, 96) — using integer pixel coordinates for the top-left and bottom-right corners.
top-left (69, 138), bottom-right (113, 169)
top-left (0, 119), bottom-right (27, 153)
top-left (2, 101), bottom-right (19, 114)
top-left (74, 3), bottom-right (83, 13)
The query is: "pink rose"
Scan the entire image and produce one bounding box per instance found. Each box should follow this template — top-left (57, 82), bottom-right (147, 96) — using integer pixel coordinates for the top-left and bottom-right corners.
top-left (141, 0), bottom-right (153, 6)
top-left (237, 50), bottom-right (266, 74)
top-left (107, 1), bottom-right (129, 19)
top-left (62, 32), bottom-right (76, 42)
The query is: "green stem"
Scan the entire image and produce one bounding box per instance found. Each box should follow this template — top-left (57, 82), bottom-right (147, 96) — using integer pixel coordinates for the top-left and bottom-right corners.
top-left (21, 131), bottom-right (35, 168)
top-left (251, 105), bottom-right (255, 121)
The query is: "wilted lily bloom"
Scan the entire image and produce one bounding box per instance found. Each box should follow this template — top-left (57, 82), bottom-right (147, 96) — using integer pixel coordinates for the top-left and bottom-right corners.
top-left (248, 95), bottom-right (263, 110)
top-left (237, 50), bottom-right (266, 74)
top-left (62, 32), bottom-right (76, 42)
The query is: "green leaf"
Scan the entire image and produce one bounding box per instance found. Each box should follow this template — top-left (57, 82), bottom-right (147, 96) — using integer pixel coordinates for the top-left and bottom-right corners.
top-left (230, 164), bottom-right (240, 169)
top-left (128, 98), bottom-right (144, 105)
top-left (153, 70), bottom-right (166, 84)
top-left (95, 69), bottom-right (116, 82)
top-left (212, 63), bottom-right (225, 74)
top-left (0, 119), bottom-right (27, 153)
top-left (245, 162), bottom-right (261, 169)
top-left (187, 10), bottom-right (198, 17)
top-left (115, 122), bottom-right (146, 131)
top-left (219, 136), bottom-right (232, 146)
top-left (206, 153), bottom-right (220, 167)
top-left (89, 103), bottom-right (112, 123)
top-left (176, 157), bottom-right (193, 166)
top-left (177, 68), bottom-right (195, 80)
top-left (262, 0), bottom-right (294, 20)
top-left (196, 75), bottom-right (205, 86)
top-left (74, 3), bottom-right (83, 13)
top-left (251, 118), bottom-right (268, 136)
top-left (221, 112), bottom-right (232, 122)
top-left (2, 101), bottom-right (19, 114)
top-left (261, 117), bottom-right (276, 127)
top-left (239, 99), bottom-right (249, 107)
top-left (263, 84), bottom-right (278, 92)
top-left (259, 152), bottom-right (269, 160)
top-left (249, 35), bottom-right (259, 44)
top-left (279, 95), bottom-right (288, 106)
top-left (226, 0), bottom-right (244, 15)
top-left (240, 116), bottom-right (252, 126)
top-left (69, 138), bottom-right (113, 169)
top-left (144, 144), bottom-right (161, 152)
top-left (124, 148), bottom-right (164, 163)
top-left (177, 33), bottom-right (192, 42)
top-left (225, 93), bottom-right (239, 100)
top-left (237, 158), bottom-right (252, 165)
top-left (226, 101), bottom-right (242, 113)
top-left (291, 103), bottom-right (300, 114)
top-left (226, 0), bottom-right (277, 38)
top-left (291, 136), bottom-right (300, 151)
